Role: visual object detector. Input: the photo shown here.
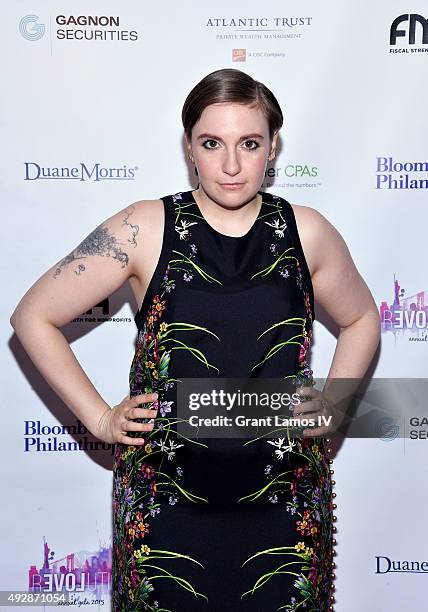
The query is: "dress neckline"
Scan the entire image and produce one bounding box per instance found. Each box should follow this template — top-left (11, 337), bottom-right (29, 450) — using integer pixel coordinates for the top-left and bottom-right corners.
top-left (187, 189), bottom-right (267, 240)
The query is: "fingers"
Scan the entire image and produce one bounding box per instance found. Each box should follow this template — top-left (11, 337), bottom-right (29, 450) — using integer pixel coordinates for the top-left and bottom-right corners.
top-left (117, 431), bottom-right (148, 446)
top-left (292, 387), bottom-right (331, 435)
top-left (296, 385), bottom-right (316, 398)
top-left (130, 392), bottom-right (158, 406)
top-left (127, 406), bottom-right (158, 420)
top-left (116, 392), bottom-right (160, 444)
top-left (123, 415), bottom-right (158, 431)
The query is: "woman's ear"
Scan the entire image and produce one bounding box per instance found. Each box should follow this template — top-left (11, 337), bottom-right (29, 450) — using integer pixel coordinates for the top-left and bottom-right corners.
top-left (268, 131), bottom-right (279, 161)
top-left (185, 137), bottom-right (194, 163)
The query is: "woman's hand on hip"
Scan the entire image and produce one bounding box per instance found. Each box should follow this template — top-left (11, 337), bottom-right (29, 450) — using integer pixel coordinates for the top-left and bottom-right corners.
top-left (95, 392), bottom-right (159, 445)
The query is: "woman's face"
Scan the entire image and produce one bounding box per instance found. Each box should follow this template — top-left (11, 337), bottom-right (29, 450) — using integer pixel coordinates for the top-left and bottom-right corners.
top-left (187, 102), bottom-right (278, 206)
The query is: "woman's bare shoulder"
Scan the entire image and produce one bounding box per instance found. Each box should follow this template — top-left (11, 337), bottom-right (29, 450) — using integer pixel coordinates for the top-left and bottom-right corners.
top-left (132, 197), bottom-right (164, 220)
top-left (289, 202), bottom-right (347, 277)
top-left (125, 198), bottom-right (166, 242)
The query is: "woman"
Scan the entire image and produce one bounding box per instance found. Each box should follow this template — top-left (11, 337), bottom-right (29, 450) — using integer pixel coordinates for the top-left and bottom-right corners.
top-left (11, 68), bottom-right (380, 611)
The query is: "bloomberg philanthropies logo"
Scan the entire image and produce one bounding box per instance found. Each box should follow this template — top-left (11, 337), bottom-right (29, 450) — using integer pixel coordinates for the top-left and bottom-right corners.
top-left (24, 162), bottom-right (138, 182)
top-left (375, 157), bottom-right (428, 189)
top-left (24, 419), bottom-right (114, 455)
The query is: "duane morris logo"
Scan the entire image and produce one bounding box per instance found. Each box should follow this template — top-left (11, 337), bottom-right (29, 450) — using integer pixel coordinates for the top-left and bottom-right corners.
top-left (390, 14), bottom-right (428, 53)
top-left (376, 555), bottom-right (428, 573)
top-left (24, 161), bottom-right (138, 182)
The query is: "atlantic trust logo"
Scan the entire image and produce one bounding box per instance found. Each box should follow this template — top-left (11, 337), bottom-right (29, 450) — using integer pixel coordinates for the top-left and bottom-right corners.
top-left (24, 161), bottom-right (138, 182)
top-left (207, 16), bottom-right (313, 41)
top-left (206, 17), bottom-right (313, 27)
top-left (390, 13), bottom-right (428, 53)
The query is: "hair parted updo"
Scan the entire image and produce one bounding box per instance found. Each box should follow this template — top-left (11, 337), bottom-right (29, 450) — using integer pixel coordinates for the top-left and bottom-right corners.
top-left (182, 68), bottom-right (283, 142)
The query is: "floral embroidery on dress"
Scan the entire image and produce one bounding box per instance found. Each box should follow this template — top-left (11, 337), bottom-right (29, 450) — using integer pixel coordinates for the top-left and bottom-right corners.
top-left (265, 216), bottom-right (288, 239)
top-left (239, 196), bottom-right (333, 611)
top-left (112, 194), bottom-right (224, 611)
top-left (113, 191), bottom-right (333, 611)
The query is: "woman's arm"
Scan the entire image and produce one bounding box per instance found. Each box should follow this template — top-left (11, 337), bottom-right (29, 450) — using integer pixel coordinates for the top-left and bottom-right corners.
top-left (10, 201), bottom-right (160, 442)
top-left (293, 204), bottom-right (381, 433)
top-left (298, 205), bottom-right (381, 378)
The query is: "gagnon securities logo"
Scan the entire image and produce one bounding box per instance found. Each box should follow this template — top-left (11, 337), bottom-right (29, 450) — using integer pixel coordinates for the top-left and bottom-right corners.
top-left (375, 157), bottom-right (428, 190)
top-left (379, 274), bottom-right (428, 342)
top-left (24, 161), bottom-right (138, 183)
top-left (390, 13), bottom-right (428, 53)
top-left (19, 13), bottom-right (138, 43)
top-left (28, 536), bottom-right (111, 604)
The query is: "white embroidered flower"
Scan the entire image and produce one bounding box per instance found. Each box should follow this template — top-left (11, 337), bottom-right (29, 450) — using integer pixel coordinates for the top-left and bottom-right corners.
top-left (154, 438), bottom-right (184, 461)
top-left (175, 219), bottom-right (198, 240)
top-left (265, 217), bottom-right (287, 239)
top-left (267, 437), bottom-right (296, 459)
top-left (267, 437), bottom-right (287, 450)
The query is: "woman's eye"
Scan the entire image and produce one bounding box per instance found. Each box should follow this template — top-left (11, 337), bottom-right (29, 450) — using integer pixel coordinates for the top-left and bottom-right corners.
top-left (202, 140), bottom-right (218, 149)
top-left (243, 140), bottom-right (259, 150)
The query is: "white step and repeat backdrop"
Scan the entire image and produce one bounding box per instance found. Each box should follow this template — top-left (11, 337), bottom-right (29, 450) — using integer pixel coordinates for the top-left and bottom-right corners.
top-left (2, 2), bottom-right (427, 611)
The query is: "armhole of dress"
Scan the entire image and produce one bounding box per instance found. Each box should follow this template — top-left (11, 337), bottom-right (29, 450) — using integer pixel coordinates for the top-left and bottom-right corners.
top-left (283, 198), bottom-right (316, 322)
top-left (134, 195), bottom-right (175, 330)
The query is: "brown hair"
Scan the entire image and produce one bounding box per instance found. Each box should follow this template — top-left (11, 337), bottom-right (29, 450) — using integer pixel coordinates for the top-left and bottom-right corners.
top-left (182, 68), bottom-right (283, 141)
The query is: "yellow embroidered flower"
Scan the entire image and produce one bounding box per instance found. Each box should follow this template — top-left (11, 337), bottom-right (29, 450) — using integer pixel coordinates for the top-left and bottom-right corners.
top-left (159, 322), bottom-right (168, 332)
top-left (310, 526), bottom-right (318, 536)
top-left (145, 361), bottom-right (155, 369)
top-left (295, 541), bottom-right (306, 552)
top-left (134, 543), bottom-right (151, 560)
top-left (145, 443), bottom-right (152, 454)
top-left (153, 371), bottom-right (159, 379)
top-left (305, 546), bottom-right (314, 557)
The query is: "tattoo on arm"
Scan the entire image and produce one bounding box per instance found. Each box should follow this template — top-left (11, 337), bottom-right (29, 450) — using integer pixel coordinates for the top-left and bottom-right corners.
top-left (53, 206), bottom-right (140, 278)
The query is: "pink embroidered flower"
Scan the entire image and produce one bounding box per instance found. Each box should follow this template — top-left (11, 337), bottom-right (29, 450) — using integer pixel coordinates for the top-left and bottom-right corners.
top-left (299, 335), bottom-right (310, 365)
top-left (141, 463), bottom-right (155, 479)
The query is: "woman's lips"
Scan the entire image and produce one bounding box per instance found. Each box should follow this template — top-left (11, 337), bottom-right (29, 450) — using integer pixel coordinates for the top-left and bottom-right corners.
top-left (220, 183), bottom-right (245, 190)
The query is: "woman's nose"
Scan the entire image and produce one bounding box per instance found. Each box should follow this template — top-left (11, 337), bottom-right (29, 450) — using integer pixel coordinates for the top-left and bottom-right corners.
top-left (222, 149), bottom-right (241, 175)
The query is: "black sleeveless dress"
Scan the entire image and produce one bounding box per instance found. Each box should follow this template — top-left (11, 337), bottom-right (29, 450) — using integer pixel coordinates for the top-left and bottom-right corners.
top-left (112, 189), bottom-right (335, 611)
